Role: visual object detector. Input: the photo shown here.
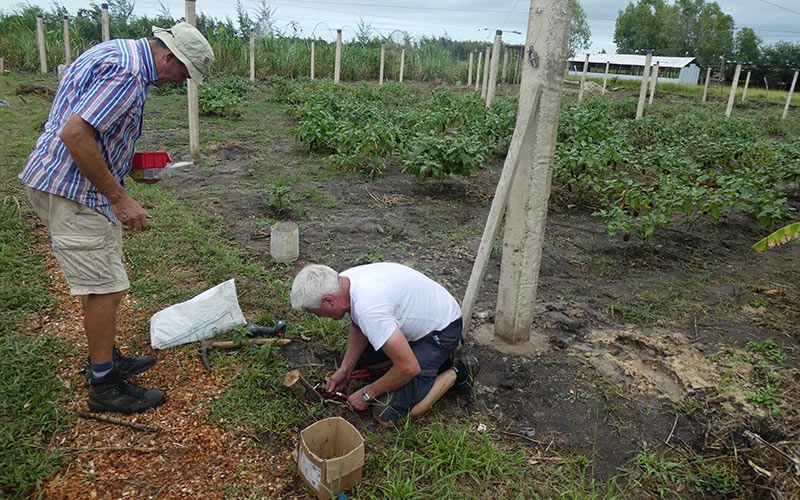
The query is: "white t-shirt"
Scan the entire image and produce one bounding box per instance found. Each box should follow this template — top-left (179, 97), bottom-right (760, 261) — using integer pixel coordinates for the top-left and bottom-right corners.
top-left (341, 263), bottom-right (461, 351)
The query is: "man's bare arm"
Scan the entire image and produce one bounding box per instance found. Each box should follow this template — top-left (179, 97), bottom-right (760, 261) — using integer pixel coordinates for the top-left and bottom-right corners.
top-left (60, 113), bottom-right (150, 230)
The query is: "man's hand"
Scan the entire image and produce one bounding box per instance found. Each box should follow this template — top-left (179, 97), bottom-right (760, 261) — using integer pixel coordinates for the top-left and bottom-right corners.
top-left (111, 193), bottom-right (150, 231)
top-left (347, 387), bottom-right (370, 411)
top-left (326, 368), bottom-right (350, 393)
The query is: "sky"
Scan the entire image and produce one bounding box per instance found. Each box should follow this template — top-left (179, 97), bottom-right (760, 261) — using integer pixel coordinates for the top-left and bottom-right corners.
top-left (7, 0), bottom-right (800, 52)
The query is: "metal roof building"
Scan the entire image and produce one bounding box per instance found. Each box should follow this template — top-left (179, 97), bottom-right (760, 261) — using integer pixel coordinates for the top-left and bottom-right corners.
top-left (567, 53), bottom-right (701, 85)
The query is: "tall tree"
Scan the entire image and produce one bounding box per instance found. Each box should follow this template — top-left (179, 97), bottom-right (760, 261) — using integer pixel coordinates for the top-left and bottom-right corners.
top-left (569, 0), bottom-right (591, 58)
top-left (734, 27), bottom-right (761, 64)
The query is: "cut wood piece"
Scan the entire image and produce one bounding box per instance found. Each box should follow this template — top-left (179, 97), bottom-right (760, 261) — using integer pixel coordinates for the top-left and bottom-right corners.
top-left (283, 369), bottom-right (322, 403)
top-left (212, 338), bottom-right (291, 350)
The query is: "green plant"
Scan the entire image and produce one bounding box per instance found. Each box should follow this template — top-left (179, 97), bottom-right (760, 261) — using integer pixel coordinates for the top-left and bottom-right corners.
top-left (747, 339), bottom-right (787, 364)
top-left (747, 385), bottom-right (781, 414)
top-left (266, 183), bottom-right (292, 214)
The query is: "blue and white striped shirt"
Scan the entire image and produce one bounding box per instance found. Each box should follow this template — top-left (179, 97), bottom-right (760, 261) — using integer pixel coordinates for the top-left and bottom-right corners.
top-left (19, 38), bottom-right (157, 224)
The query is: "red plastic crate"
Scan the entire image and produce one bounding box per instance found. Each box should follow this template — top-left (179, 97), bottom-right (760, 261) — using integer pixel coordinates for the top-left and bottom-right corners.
top-left (132, 151), bottom-right (171, 169)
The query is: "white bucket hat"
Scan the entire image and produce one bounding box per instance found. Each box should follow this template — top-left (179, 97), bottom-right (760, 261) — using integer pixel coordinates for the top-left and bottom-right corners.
top-left (152, 22), bottom-right (215, 84)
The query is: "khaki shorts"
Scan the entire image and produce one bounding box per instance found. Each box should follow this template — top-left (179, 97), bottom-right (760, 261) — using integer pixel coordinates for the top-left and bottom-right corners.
top-left (25, 186), bottom-right (129, 296)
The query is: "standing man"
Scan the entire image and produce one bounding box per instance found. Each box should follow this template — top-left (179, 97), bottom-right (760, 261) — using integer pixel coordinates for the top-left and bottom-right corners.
top-left (291, 262), bottom-right (479, 425)
top-left (19, 22), bottom-right (214, 413)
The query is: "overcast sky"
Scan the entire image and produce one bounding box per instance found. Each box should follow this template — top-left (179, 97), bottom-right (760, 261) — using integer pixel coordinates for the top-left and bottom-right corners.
top-left (8, 0), bottom-right (800, 52)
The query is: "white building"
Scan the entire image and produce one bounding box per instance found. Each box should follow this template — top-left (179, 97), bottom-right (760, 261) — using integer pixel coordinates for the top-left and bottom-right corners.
top-left (567, 54), bottom-right (701, 85)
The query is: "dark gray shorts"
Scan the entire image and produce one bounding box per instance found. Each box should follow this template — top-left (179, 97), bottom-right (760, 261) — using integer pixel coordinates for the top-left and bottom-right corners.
top-left (356, 318), bottom-right (463, 422)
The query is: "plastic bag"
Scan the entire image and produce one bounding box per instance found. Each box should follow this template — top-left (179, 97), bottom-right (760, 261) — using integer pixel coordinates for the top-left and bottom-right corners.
top-left (150, 279), bottom-right (246, 349)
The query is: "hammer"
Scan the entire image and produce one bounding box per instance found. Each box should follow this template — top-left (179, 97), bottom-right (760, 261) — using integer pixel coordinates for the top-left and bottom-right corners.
top-left (200, 337), bottom-right (291, 372)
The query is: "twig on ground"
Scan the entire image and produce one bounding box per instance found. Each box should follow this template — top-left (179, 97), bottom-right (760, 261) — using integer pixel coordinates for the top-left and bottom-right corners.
top-left (76, 411), bottom-right (160, 433)
top-left (744, 430), bottom-right (800, 476)
top-left (499, 430), bottom-right (548, 445)
top-left (665, 414), bottom-right (679, 445)
top-left (63, 446), bottom-right (163, 453)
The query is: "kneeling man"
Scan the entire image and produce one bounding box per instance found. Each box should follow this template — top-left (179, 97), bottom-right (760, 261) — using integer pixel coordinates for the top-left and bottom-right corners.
top-left (291, 262), bottom-right (478, 425)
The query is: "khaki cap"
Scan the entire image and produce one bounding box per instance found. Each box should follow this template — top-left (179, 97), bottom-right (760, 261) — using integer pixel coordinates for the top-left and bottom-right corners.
top-left (152, 22), bottom-right (214, 84)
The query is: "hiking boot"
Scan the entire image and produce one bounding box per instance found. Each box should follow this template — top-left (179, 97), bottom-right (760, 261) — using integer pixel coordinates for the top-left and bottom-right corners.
top-left (83, 346), bottom-right (156, 384)
top-left (87, 369), bottom-right (166, 414)
top-left (453, 354), bottom-right (480, 391)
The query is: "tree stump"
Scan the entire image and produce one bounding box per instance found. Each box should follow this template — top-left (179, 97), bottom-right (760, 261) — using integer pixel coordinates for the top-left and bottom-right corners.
top-left (283, 369), bottom-right (322, 403)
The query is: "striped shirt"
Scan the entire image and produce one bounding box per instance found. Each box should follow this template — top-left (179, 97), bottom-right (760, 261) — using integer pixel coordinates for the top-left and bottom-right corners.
top-left (19, 38), bottom-right (157, 224)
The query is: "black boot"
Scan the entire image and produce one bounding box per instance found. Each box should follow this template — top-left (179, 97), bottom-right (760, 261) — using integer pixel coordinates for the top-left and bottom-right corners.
top-left (84, 346), bottom-right (156, 384)
top-left (87, 368), bottom-right (166, 414)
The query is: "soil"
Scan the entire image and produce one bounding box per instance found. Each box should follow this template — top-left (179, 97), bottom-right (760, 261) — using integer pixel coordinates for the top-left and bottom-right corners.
top-left (36, 83), bottom-right (800, 497)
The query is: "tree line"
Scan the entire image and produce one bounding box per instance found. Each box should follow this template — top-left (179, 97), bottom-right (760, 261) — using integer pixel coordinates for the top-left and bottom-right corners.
top-left (614, 0), bottom-right (800, 88)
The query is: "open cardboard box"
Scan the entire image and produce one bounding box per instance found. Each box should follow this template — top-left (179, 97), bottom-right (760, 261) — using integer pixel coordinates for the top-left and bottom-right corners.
top-left (294, 417), bottom-right (365, 499)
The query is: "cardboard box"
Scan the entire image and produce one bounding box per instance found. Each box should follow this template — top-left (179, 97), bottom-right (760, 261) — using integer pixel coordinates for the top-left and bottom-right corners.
top-left (295, 417), bottom-right (365, 499)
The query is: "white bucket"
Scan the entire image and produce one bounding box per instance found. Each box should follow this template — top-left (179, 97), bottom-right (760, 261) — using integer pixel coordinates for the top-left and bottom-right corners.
top-left (270, 221), bottom-right (299, 262)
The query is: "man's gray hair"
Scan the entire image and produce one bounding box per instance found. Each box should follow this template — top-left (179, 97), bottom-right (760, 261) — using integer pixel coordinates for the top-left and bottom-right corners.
top-left (290, 264), bottom-right (341, 310)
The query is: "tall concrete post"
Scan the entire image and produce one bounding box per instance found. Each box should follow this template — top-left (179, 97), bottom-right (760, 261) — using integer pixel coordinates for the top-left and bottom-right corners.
top-left (334, 29), bottom-right (342, 83)
top-left (577, 53), bottom-right (589, 101)
top-left (764, 77), bottom-right (769, 103)
top-left (0, 58), bottom-right (5, 75)
top-left (63, 15), bottom-right (71, 65)
top-left (702, 66), bottom-right (711, 102)
top-left (186, 0), bottom-right (200, 158)
top-left (481, 46), bottom-right (490, 99)
top-left (783, 70), bottom-right (798, 120)
top-left (725, 63), bottom-right (742, 118)
top-left (101, 3), bottom-right (110, 42)
top-left (36, 16), bottom-right (47, 74)
top-left (502, 47), bottom-right (509, 83)
top-left (486, 30), bottom-right (502, 107)
top-left (602, 61), bottom-right (609, 94)
top-left (474, 50), bottom-right (482, 91)
top-left (249, 29), bottom-right (255, 82)
top-left (379, 43), bottom-right (385, 85)
top-left (516, 49), bottom-right (523, 84)
top-left (741, 70), bottom-right (751, 102)
top-left (648, 62), bottom-right (659, 105)
top-left (310, 41), bottom-right (315, 79)
top-left (467, 52), bottom-right (473, 86)
top-left (635, 52), bottom-right (652, 120)
top-left (399, 48), bottom-right (405, 83)
top-left (461, 0), bottom-right (571, 338)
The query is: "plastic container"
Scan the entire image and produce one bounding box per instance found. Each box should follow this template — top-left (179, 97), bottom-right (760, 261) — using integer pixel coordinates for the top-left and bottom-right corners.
top-left (270, 221), bottom-right (299, 263)
top-left (132, 151), bottom-right (171, 169)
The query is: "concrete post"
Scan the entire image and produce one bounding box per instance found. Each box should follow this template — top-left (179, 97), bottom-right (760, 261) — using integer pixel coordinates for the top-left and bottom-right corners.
top-left (63, 15), bottom-right (71, 65)
top-left (741, 70), bottom-right (751, 102)
top-left (399, 48), bottom-right (405, 83)
top-left (0, 58), bottom-right (5, 75)
top-left (648, 62), bottom-right (659, 105)
top-left (502, 47), bottom-right (509, 83)
top-left (602, 61), bottom-right (609, 94)
top-left (725, 63), bottom-right (742, 118)
top-left (481, 46), bottom-right (490, 99)
top-left (101, 3), bottom-right (110, 42)
top-left (310, 41), bottom-right (315, 79)
top-left (474, 50), bottom-right (482, 92)
top-left (467, 52), bottom-right (473, 86)
top-left (249, 29), bottom-right (255, 82)
top-left (516, 49), bottom-right (523, 84)
top-left (783, 70), bottom-right (798, 120)
top-left (702, 66), bottom-right (711, 102)
top-left (490, 0), bottom-right (572, 343)
top-left (379, 43), bottom-right (385, 85)
top-left (635, 52), bottom-right (652, 120)
top-left (577, 53), bottom-right (589, 101)
top-left (36, 16), bottom-right (47, 74)
top-left (186, 0), bottom-right (199, 158)
top-left (764, 77), bottom-right (769, 103)
top-left (334, 29), bottom-right (342, 83)
top-left (486, 30), bottom-right (502, 107)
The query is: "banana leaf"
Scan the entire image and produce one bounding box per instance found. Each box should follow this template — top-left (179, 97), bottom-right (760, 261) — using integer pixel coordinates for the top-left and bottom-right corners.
top-left (752, 222), bottom-right (800, 252)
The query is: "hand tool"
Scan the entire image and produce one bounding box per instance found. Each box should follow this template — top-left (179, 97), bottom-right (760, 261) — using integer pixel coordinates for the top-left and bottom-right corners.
top-left (349, 369), bottom-right (371, 380)
top-left (246, 319), bottom-right (287, 337)
top-left (200, 337), bottom-right (291, 372)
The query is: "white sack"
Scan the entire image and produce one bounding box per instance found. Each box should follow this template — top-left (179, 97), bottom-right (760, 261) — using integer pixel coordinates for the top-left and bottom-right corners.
top-left (150, 279), bottom-right (246, 349)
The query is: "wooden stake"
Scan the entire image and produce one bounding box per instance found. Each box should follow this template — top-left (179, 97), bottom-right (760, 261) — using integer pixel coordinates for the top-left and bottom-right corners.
top-left (481, 46), bottom-right (491, 99)
top-left (741, 70), bottom-right (751, 102)
top-left (702, 66), bottom-right (711, 102)
top-left (578, 53), bottom-right (589, 101)
top-left (502, 47), bottom-right (509, 83)
top-left (783, 70), bottom-right (798, 120)
top-left (725, 63), bottom-right (741, 118)
top-left (467, 52), bottom-right (473, 86)
top-left (635, 52), bottom-right (652, 120)
top-left (409, 369), bottom-right (456, 418)
top-left (63, 15), bottom-right (71, 65)
top-left (249, 29), bottom-right (255, 82)
top-left (101, 3), bottom-right (110, 42)
top-left (379, 43), bottom-right (385, 85)
top-left (334, 29), bottom-right (342, 83)
top-left (310, 40), bottom-right (315, 79)
top-left (399, 47), bottom-right (405, 83)
top-left (462, 0), bottom-right (570, 338)
top-left (210, 338), bottom-right (291, 350)
top-left (486, 31), bottom-right (502, 107)
top-left (36, 16), bottom-right (47, 74)
top-left (602, 61), bottom-right (609, 94)
top-left (186, 0), bottom-right (199, 158)
top-left (648, 62), bottom-right (659, 105)
top-left (282, 369), bottom-right (322, 403)
top-left (474, 50), bottom-right (483, 91)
